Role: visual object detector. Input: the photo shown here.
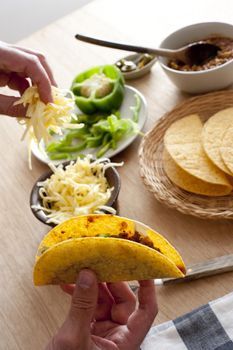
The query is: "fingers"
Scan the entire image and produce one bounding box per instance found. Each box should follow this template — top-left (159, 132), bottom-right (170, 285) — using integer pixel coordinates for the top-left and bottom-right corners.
top-left (92, 335), bottom-right (117, 350)
top-left (66, 270), bottom-right (98, 343)
top-left (0, 94), bottom-right (27, 117)
top-left (0, 44), bottom-right (53, 103)
top-left (91, 320), bottom-right (116, 338)
top-left (128, 280), bottom-right (158, 335)
top-left (38, 56), bottom-right (57, 87)
top-left (24, 57), bottom-right (53, 103)
top-left (107, 282), bottom-right (136, 324)
top-left (47, 271), bottom-right (98, 350)
top-left (95, 283), bottom-right (114, 321)
top-left (61, 282), bottom-right (114, 322)
top-left (60, 283), bottom-right (75, 296)
top-left (9, 74), bottom-right (29, 95)
top-left (13, 46), bottom-right (57, 86)
top-left (0, 72), bottom-right (29, 95)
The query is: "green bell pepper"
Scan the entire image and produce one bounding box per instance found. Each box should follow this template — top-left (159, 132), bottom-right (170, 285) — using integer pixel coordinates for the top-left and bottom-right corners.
top-left (71, 65), bottom-right (124, 114)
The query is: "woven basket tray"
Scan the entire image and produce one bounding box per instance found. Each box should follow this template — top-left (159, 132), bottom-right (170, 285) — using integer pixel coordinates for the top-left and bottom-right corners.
top-left (139, 90), bottom-right (233, 220)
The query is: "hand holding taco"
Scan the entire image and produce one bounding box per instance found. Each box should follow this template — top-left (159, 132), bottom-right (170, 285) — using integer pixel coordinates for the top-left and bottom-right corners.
top-left (46, 269), bottom-right (158, 350)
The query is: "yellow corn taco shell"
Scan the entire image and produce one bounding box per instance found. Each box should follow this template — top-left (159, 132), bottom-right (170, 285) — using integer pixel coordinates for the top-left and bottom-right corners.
top-left (220, 126), bottom-right (233, 174)
top-left (202, 107), bottom-right (233, 175)
top-left (163, 149), bottom-right (232, 196)
top-left (34, 215), bottom-right (185, 285)
top-left (164, 114), bottom-right (232, 188)
top-left (36, 214), bottom-right (135, 257)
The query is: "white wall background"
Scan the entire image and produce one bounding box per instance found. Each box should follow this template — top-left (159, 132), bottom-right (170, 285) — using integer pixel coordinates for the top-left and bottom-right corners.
top-left (0, 0), bottom-right (92, 43)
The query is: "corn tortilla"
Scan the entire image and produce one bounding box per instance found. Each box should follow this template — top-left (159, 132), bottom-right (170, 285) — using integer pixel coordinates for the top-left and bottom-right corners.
top-left (202, 107), bottom-right (233, 175)
top-left (163, 149), bottom-right (232, 196)
top-left (164, 114), bottom-right (232, 188)
top-left (220, 126), bottom-right (233, 174)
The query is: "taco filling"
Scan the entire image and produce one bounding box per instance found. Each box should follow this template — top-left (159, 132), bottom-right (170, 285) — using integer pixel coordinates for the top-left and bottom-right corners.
top-left (96, 231), bottom-right (160, 252)
top-left (39, 231), bottom-right (160, 255)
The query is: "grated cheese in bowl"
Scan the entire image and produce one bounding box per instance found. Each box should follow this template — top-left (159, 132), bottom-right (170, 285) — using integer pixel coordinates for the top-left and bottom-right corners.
top-left (15, 86), bottom-right (82, 168)
top-left (31, 155), bottom-right (123, 225)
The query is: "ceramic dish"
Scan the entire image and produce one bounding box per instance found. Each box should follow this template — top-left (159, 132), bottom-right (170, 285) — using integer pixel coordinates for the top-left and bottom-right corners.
top-left (139, 90), bottom-right (233, 220)
top-left (30, 160), bottom-right (121, 227)
top-left (31, 85), bottom-right (147, 165)
top-left (159, 22), bottom-right (233, 94)
top-left (115, 53), bottom-right (157, 80)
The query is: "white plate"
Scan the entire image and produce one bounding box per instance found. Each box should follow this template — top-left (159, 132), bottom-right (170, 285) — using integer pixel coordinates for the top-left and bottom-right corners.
top-left (31, 85), bottom-right (148, 165)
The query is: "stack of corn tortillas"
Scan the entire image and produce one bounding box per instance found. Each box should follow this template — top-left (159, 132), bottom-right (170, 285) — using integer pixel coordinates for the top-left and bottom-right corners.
top-left (163, 108), bottom-right (233, 196)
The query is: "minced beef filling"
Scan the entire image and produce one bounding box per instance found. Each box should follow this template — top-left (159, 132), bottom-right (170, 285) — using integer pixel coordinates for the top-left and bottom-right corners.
top-left (110, 231), bottom-right (162, 253)
top-left (39, 231), bottom-right (162, 256)
top-left (168, 36), bottom-right (233, 71)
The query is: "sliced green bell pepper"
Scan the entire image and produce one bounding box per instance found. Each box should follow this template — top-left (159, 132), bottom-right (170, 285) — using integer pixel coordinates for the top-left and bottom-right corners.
top-left (71, 65), bottom-right (124, 114)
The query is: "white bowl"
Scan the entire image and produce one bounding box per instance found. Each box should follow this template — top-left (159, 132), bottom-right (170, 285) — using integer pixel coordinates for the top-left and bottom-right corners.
top-left (159, 22), bottom-right (233, 94)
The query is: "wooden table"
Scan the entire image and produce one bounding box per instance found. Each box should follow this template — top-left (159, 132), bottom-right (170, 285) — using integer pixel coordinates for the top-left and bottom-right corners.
top-left (1, 1), bottom-right (233, 348)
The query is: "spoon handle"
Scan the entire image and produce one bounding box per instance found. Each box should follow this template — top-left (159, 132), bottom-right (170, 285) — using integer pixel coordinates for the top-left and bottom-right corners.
top-left (75, 34), bottom-right (177, 59)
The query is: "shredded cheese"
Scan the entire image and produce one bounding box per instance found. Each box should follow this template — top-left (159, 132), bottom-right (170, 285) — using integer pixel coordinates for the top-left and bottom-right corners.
top-left (31, 155), bottom-right (123, 225)
top-left (15, 86), bottom-right (82, 168)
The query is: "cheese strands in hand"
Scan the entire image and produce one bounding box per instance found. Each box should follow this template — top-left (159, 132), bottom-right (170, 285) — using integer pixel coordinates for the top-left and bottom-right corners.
top-left (164, 114), bottom-right (232, 192)
top-left (15, 86), bottom-right (82, 168)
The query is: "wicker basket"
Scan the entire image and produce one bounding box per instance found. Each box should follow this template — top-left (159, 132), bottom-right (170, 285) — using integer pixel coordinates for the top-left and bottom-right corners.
top-left (139, 90), bottom-right (233, 220)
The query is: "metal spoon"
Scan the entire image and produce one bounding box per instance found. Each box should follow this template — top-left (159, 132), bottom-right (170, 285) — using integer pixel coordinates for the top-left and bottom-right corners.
top-left (75, 33), bottom-right (220, 65)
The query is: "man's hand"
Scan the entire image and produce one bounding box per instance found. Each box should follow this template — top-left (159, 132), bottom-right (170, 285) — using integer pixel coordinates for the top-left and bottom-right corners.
top-left (46, 270), bottom-right (158, 350)
top-left (0, 41), bottom-right (56, 117)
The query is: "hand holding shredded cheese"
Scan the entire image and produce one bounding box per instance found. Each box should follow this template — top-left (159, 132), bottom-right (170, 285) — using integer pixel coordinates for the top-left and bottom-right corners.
top-left (31, 155), bottom-right (123, 224)
top-left (15, 86), bottom-right (82, 168)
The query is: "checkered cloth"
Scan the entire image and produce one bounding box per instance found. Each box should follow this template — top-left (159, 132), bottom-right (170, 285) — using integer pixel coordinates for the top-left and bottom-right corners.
top-left (141, 292), bottom-right (233, 350)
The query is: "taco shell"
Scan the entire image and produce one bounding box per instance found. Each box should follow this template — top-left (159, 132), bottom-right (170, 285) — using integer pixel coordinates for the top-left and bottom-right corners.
top-left (202, 107), bottom-right (233, 175)
top-left (164, 114), bottom-right (232, 187)
top-left (36, 215), bottom-right (135, 257)
top-left (220, 126), bottom-right (233, 174)
top-left (163, 149), bottom-right (232, 196)
top-left (34, 215), bottom-right (186, 285)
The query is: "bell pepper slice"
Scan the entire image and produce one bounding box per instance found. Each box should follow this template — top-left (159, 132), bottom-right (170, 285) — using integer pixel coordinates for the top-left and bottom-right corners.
top-left (71, 65), bottom-right (124, 114)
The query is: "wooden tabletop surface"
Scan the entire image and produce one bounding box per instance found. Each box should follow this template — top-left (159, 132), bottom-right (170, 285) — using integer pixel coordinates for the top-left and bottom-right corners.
top-left (1, 0), bottom-right (233, 348)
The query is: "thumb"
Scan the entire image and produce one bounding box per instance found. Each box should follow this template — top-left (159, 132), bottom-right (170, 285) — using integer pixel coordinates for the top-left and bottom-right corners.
top-left (0, 94), bottom-right (27, 117)
top-left (68, 269), bottom-right (98, 337)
